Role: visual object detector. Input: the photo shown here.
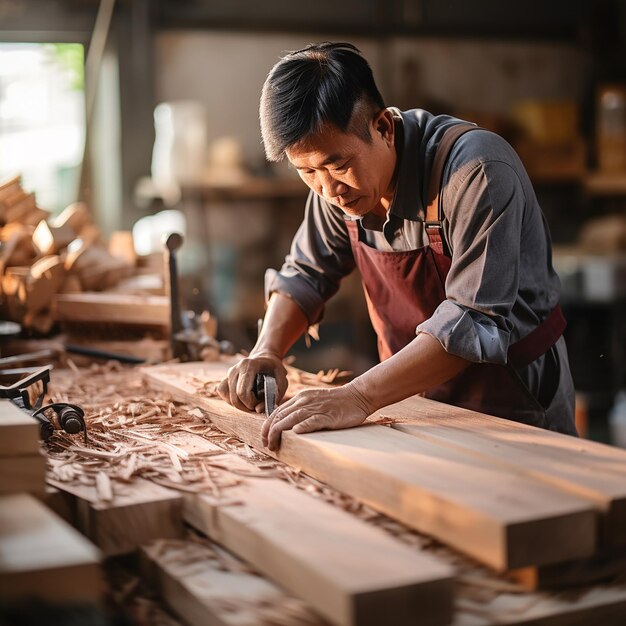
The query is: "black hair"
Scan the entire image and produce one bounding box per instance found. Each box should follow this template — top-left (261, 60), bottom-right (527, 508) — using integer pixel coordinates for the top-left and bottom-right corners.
top-left (260, 42), bottom-right (385, 161)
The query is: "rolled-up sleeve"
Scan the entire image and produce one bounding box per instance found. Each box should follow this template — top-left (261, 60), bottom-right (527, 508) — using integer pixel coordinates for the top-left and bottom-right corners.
top-left (265, 191), bottom-right (356, 324)
top-left (416, 159), bottom-right (525, 364)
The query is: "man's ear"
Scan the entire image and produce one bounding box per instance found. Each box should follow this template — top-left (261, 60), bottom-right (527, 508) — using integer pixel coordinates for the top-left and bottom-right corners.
top-left (374, 109), bottom-right (394, 144)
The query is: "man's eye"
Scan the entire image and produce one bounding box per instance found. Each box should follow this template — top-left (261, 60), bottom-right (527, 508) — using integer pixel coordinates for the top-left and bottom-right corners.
top-left (333, 162), bottom-right (349, 173)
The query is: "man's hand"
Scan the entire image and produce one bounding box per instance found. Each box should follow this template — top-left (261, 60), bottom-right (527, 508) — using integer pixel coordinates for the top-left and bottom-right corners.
top-left (262, 383), bottom-right (373, 451)
top-left (217, 352), bottom-right (288, 413)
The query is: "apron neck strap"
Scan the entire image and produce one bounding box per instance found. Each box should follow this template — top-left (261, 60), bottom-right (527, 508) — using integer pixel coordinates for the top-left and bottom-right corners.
top-left (425, 123), bottom-right (479, 233)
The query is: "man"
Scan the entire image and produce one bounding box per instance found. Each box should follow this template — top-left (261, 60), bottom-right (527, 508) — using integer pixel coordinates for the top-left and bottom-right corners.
top-left (217, 42), bottom-right (577, 450)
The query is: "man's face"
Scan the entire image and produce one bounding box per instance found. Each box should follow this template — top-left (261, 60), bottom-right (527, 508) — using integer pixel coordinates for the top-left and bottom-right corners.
top-left (285, 109), bottom-right (397, 219)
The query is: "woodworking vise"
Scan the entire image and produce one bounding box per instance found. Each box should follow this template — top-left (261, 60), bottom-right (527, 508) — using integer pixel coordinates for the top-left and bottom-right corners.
top-left (163, 232), bottom-right (235, 361)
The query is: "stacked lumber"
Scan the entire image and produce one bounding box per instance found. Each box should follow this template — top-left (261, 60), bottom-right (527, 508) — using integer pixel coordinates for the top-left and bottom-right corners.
top-left (42, 363), bottom-right (626, 625)
top-left (0, 399), bottom-right (45, 495)
top-left (141, 537), bottom-right (324, 626)
top-left (0, 174), bottom-right (134, 334)
top-left (0, 493), bottom-right (102, 604)
top-left (142, 362), bottom-right (626, 584)
top-left (45, 366), bottom-right (453, 626)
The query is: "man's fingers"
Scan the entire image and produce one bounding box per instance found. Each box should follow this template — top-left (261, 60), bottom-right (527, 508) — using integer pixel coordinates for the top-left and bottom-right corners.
top-left (261, 409), bottom-right (279, 446)
top-left (267, 409), bottom-right (318, 451)
top-left (292, 414), bottom-right (328, 434)
top-left (216, 378), bottom-right (229, 403)
top-left (235, 367), bottom-right (258, 410)
top-left (227, 369), bottom-right (248, 412)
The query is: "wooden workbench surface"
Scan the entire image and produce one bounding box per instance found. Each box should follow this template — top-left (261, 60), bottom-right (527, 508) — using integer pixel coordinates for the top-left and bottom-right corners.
top-left (43, 360), bottom-right (626, 625)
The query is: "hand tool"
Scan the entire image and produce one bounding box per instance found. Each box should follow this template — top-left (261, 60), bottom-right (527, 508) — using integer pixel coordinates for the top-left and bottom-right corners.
top-left (163, 232), bottom-right (235, 361)
top-left (0, 365), bottom-right (88, 441)
top-left (255, 372), bottom-right (277, 418)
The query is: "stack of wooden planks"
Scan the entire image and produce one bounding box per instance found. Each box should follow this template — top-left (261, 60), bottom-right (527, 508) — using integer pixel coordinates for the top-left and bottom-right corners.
top-left (0, 493), bottom-right (102, 604)
top-left (42, 362), bottom-right (626, 625)
top-left (0, 399), bottom-right (45, 495)
top-left (143, 362), bottom-right (626, 585)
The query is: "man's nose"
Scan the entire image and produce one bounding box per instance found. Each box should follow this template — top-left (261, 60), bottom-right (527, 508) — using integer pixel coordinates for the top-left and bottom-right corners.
top-left (321, 175), bottom-right (349, 199)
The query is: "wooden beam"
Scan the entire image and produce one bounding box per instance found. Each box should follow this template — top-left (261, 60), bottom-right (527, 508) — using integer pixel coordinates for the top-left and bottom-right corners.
top-left (163, 430), bottom-right (453, 626)
top-left (48, 477), bottom-right (184, 556)
top-left (0, 399), bottom-right (40, 456)
top-left (54, 292), bottom-right (170, 327)
top-left (384, 395), bottom-right (626, 547)
top-left (0, 454), bottom-right (46, 495)
top-left (141, 539), bottom-right (324, 626)
top-left (510, 550), bottom-right (626, 591)
top-left (143, 363), bottom-right (598, 571)
top-left (0, 493), bottom-right (102, 604)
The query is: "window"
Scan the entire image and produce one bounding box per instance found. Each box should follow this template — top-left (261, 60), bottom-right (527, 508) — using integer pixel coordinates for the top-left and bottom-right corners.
top-left (0, 42), bottom-right (85, 213)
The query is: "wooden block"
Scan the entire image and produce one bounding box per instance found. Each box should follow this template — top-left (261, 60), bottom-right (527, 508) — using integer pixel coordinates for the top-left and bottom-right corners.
top-left (168, 431), bottom-right (453, 626)
top-left (141, 539), bottom-right (324, 626)
top-left (51, 202), bottom-right (91, 234)
top-left (454, 583), bottom-right (626, 625)
top-left (0, 399), bottom-right (40, 456)
top-left (0, 174), bottom-right (22, 202)
top-left (0, 454), bottom-right (46, 495)
top-left (143, 363), bottom-right (598, 572)
top-left (0, 493), bottom-right (102, 604)
top-left (108, 230), bottom-right (137, 266)
top-left (5, 192), bottom-right (36, 223)
top-left (510, 550), bottom-right (626, 591)
top-left (32, 220), bottom-right (75, 255)
top-left (54, 293), bottom-right (170, 327)
top-left (48, 477), bottom-right (184, 556)
top-left (21, 207), bottom-right (50, 227)
top-left (384, 395), bottom-right (626, 548)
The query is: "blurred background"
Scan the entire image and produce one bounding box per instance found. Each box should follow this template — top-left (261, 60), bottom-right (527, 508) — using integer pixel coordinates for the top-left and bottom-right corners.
top-left (1, 0), bottom-right (625, 442)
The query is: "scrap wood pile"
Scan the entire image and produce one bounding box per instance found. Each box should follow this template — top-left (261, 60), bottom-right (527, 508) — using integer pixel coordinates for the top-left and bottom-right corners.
top-left (32, 360), bottom-right (626, 625)
top-left (0, 174), bottom-right (137, 334)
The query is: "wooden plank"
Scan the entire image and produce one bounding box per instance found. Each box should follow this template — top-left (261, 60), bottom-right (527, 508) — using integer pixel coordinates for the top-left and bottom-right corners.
top-left (141, 539), bottom-right (324, 626)
top-left (0, 493), bottom-right (102, 604)
top-left (383, 394), bottom-right (626, 547)
top-left (0, 453), bottom-right (46, 495)
top-left (143, 363), bottom-right (598, 572)
top-left (48, 477), bottom-right (184, 556)
top-left (0, 399), bottom-right (40, 456)
top-left (453, 583), bottom-right (626, 625)
top-left (165, 430), bottom-right (453, 626)
top-left (54, 292), bottom-right (170, 327)
top-left (510, 550), bottom-right (626, 591)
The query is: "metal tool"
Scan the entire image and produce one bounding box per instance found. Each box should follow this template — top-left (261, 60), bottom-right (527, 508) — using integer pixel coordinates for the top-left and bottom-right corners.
top-left (255, 372), bottom-right (277, 417)
top-left (163, 232), bottom-right (235, 361)
top-left (32, 402), bottom-right (88, 443)
top-left (0, 365), bottom-right (88, 441)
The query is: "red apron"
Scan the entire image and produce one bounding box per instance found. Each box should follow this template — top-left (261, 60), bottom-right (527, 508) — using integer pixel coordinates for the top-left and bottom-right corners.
top-left (346, 123), bottom-right (567, 428)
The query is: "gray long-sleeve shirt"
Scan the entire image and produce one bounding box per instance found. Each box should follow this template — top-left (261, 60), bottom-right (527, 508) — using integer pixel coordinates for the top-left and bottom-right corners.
top-left (266, 108), bottom-right (575, 431)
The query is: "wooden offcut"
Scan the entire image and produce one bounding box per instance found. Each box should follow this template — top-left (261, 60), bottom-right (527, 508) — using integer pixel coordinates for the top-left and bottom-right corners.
top-left (143, 363), bottom-right (598, 572)
top-left (55, 292), bottom-right (170, 327)
top-left (170, 430), bottom-right (454, 626)
top-left (141, 539), bottom-right (324, 626)
top-left (0, 493), bottom-right (102, 604)
top-left (0, 399), bottom-right (40, 456)
top-left (384, 395), bottom-right (626, 547)
top-left (0, 454), bottom-right (46, 495)
top-left (49, 477), bottom-right (184, 556)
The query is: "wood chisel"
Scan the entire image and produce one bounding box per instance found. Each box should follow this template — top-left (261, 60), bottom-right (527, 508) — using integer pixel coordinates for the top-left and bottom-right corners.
top-left (255, 372), bottom-right (277, 417)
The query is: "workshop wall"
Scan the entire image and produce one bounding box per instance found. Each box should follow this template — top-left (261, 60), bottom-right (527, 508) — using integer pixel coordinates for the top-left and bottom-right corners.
top-left (154, 31), bottom-right (586, 168)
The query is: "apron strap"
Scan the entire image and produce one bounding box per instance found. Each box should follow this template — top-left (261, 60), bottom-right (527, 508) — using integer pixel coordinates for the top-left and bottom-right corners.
top-left (425, 123), bottom-right (478, 256)
top-left (424, 122), bottom-right (567, 367)
top-left (508, 304), bottom-right (567, 368)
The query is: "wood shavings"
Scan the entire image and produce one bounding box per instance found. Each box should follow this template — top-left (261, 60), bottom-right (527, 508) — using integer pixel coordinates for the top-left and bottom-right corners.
top-left (96, 471), bottom-right (113, 501)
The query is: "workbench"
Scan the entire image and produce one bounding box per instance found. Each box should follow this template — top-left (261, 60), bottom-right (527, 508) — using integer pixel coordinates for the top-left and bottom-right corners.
top-left (3, 357), bottom-right (626, 625)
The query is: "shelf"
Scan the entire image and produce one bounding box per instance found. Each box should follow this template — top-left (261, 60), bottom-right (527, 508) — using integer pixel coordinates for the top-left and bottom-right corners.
top-left (584, 173), bottom-right (626, 197)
